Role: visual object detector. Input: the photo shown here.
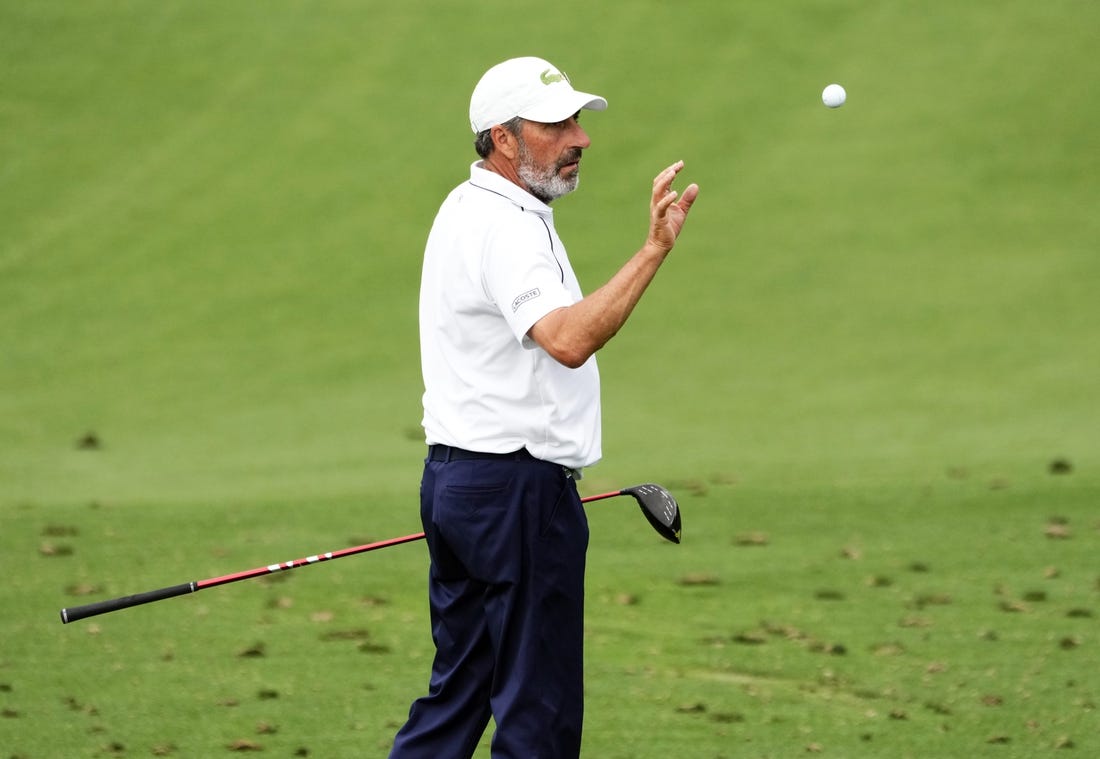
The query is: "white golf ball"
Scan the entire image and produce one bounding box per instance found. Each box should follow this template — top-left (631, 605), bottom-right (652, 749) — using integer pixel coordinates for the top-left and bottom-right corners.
top-left (822, 83), bottom-right (846, 108)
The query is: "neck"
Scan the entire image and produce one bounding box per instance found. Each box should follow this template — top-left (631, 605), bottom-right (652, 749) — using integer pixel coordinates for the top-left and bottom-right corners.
top-left (481, 154), bottom-right (522, 188)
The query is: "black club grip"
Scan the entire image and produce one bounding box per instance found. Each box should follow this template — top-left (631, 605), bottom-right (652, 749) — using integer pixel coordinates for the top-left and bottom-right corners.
top-left (60, 582), bottom-right (197, 624)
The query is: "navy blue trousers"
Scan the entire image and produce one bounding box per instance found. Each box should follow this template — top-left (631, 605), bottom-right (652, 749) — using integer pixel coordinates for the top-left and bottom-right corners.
top-left (389, 452), bottom-right (589, 759)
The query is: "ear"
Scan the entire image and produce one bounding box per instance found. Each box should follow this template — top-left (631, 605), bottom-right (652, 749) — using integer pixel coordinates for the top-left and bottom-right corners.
top-left (491, 123), bottom-right (520, 160)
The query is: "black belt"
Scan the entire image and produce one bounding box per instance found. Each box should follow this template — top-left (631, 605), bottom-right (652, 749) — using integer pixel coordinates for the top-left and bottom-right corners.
top-left (428, 445), bottom-right (534, 463)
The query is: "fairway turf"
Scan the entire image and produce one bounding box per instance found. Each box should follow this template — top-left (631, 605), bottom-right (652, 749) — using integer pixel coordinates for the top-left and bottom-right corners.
top-left (3, 1), bottom-right (1098, 756)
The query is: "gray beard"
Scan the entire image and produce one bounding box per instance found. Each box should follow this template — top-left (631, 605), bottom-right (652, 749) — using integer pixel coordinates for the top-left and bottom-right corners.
top-left (516, 140), bottom-right (580, 204)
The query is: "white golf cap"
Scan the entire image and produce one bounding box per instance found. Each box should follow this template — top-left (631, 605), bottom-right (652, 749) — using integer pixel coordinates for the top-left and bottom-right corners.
top-left (469, 56), bottom-right (607, 134)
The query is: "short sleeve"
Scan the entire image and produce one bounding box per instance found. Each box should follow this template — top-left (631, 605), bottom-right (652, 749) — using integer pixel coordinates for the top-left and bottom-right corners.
top-left (481, 213), bottom-right (576, 345)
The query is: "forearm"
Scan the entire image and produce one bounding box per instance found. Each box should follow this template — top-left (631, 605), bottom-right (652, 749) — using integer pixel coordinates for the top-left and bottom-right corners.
top-left (529, 160), bottom-right (698, 369)
top-left (529, 242), bottom-right (669, 368)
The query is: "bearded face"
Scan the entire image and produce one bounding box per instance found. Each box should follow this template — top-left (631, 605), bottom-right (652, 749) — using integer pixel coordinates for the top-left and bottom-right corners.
top-left (515, 134), bottom-right (582, 203)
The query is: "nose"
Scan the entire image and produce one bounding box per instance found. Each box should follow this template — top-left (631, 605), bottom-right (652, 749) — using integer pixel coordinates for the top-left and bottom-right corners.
top-left (569, 118), bottom-right (591, 148)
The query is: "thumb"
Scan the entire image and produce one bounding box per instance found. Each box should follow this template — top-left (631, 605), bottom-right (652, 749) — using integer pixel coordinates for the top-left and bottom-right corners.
top-left (677, 183), bottom-right (700, 214)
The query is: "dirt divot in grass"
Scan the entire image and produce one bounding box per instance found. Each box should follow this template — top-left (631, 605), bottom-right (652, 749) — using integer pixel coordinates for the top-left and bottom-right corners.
top-left (75, 432), bottom-right (103, 450)
top-left (237, 642), bottom-right (266, 658)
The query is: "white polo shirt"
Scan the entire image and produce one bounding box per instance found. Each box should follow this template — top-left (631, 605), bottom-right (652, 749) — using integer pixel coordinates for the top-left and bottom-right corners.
top-left (419, 162), bottom-right (602, 470)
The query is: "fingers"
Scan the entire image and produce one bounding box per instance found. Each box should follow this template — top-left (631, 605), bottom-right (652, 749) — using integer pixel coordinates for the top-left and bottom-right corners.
top-left (651, 162), bottom-right (698, 216)
top-left (652, 160), bottom-right (685, 195)
top-left (651, 163), bottom-right (680, 222)
top-left (653, 187), bottom-right (680, 217)
top-left (647, 161), bottom-right (699, 252)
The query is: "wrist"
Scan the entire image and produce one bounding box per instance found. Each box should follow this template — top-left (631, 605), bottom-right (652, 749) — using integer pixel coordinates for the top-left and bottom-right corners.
top-left (641, 239), bottom-right (671, 260)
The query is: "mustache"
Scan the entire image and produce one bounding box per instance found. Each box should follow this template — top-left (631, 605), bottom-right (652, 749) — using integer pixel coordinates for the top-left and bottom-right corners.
top-left (557, 149), bottom-right (583, 169)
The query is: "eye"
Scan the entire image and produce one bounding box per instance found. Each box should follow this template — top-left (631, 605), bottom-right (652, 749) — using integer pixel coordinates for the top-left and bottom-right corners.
top-left (553, 113), bottom-right (580, 130)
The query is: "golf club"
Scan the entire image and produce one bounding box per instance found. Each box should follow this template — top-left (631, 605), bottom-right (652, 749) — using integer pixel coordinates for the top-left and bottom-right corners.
top-left (59, 483), bottom-right (680, 624)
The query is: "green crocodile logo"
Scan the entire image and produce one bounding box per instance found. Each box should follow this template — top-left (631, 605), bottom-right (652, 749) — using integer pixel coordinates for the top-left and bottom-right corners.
top-left (540, 68), bottom-right (568, 85)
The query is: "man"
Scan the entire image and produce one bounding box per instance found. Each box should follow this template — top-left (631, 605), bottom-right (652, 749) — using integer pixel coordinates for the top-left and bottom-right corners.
top-left (389, 56), bottom-right (699, 759)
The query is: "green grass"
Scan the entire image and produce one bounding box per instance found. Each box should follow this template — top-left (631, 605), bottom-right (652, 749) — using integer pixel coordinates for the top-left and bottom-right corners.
top-left (3, 0), bottom-right (1098, 756)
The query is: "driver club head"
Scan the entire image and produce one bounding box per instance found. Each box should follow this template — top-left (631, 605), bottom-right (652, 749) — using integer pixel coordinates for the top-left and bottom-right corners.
top-left (622, 483), bottom-right (682, 544)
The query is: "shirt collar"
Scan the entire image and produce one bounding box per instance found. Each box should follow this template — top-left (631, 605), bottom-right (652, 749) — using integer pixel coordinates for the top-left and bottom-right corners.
top-left (469, 161), bottom-right (553, 215)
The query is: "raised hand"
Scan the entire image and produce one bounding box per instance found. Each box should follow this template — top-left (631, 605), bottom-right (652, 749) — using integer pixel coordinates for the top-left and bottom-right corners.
top-left (647, 160), bottom-right (700, 254)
